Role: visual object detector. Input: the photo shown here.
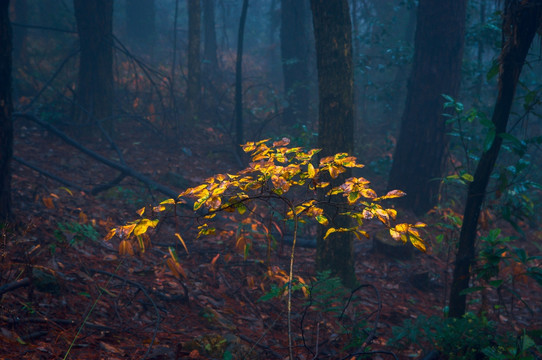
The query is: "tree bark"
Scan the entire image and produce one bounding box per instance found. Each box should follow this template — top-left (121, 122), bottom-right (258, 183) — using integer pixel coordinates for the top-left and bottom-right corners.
top-left (234, 0), bottom-right (249, 155)
top-left (73, 0), bottom-right (114, 137)
top-left (310, 0), bottom-right (356, 287)
top-left (280, 0), bottom-right (310, 130)
top-left (203, 0), bottom-right (218, 73)
top-left (449, 0), bottom-right (542, 318)
top-left (387, 0), bottom-right (467, 215)
top-left (0, 0), bottom-right (13, 222)
top-left (186, 0), bottom-right (201, 123)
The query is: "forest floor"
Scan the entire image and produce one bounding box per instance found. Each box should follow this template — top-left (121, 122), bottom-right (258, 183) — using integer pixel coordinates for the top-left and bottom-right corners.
top-left (1, 116), bottom-right (541, 360)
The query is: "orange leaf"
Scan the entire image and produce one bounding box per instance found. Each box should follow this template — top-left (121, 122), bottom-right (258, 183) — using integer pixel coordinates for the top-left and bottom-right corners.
top-left (42, 196), bottom-right (55, 209)
top-left (175, 233), bottom-right (189, 254)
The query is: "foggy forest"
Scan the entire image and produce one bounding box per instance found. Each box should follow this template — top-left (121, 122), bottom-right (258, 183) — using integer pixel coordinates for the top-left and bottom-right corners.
top-left (1, 0), bottom-right (542, 359)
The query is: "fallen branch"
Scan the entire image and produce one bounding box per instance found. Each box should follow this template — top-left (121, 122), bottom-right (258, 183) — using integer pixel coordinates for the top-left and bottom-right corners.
top-left (13, 156), bottom-right (89, 193)
top-left (13, 112), bottom-right (189, 205)
top-left (0, 278), bottom-right (31, 296)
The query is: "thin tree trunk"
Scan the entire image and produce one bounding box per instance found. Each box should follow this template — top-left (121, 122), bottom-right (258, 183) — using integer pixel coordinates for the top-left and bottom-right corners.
top-left (186, 0), bottom-right (201, 122)
top-left (234, 0), bottom-right (249, 156)
top-left (203, 0), bottom-right (218, 72)
top-left (449, 0), bottom-right (542, 318)
top-left (0, 0), bottom-right (13, 222)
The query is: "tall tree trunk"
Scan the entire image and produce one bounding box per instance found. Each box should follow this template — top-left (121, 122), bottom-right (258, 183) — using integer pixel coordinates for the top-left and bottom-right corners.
top-left (11, 0), bottom-right (27, 65)
top-left (0, 0), bottom-right (13, 222)
top-left (73, 0), bottom-right (114, 137)
top-left (280, 0), bottom-right (310, 130)
top-left (203, 0), bottom-right (218, 73)
top-left (449, 0), bottom-right (542, 318)
top-left (125, 0), bottom-right (155, 54)
top-left (387, 0), bottom-right (467, 215)
top-left (186, 0), bottom-right (201, 123)
top-left (310, 0), bottom-right (356, 287)
top-left (234, 0), bottom-right (248, 156)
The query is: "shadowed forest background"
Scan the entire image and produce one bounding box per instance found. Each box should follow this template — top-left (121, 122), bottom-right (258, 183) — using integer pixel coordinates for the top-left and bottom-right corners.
top-left (0, 0), bottom-right (542, 359)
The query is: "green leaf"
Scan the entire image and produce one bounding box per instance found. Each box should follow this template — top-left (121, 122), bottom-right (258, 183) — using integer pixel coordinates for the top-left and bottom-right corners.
top-left (461, 173), bottom-right (474, 182)
top-left (483, 128), bottom-right (496, 152)
top-left (486, 60), bottom-right (499, 81)
top-left (459, 286), bottom-right (485, 295)
top-left (488, 280), bottom-right (503, 288)
top-left (315, 214), bottom-right (329, 226)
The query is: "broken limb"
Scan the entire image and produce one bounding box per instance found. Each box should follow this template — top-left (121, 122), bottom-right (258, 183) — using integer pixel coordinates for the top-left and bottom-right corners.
top-left (13, 112), bottom-right (189, 206)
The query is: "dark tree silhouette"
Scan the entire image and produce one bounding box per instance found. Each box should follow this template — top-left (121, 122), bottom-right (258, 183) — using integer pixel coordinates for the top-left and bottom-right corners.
top-left (73, 0), bottom-right (114, 136)
top-left (0, 0), bottom-right (13, 222)
top-left (234, 0), bottom-right (249, 156)
top-left (280, 0), bottom-right (310, 129)
top-left (387, 0), bottom-right (467, 215)
top-left (310, 0), bottom-right (355, 287)
top-left (449, 0), bottom-right (542, 318)
top-left (203, 0), bottom-right (218, 73)
top-left (186, 0), bottom-right (201, 122)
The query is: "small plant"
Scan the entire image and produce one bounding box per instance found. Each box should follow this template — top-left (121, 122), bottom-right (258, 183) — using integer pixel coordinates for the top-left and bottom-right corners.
top-left (391, 313), bottom-right (498, 359)
top-left (107, 138), bottom-right (426, 358)
top-left (391, 313), bottom-right (541, 360)
top-left (54, 221), bottom-right (100, 247)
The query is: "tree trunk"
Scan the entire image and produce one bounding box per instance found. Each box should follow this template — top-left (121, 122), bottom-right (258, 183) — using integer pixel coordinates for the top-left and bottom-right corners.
top-left (310, 0), bottom-right (356, 287)
top-left (449, 0), bottom-right (542, 318)
top-left (125, 0), bottom-right (155, 54)
top-left (280, 0), bottom-right (310, 130)
top-left (0, 0), bottom-right (13, 222)
top-left (234, 0), bottom-right (249, 156)
top-left (387, 0), bottom-right (467, 215)
top-left (73, 0), bottom-right (114, 137)
top-left (203, 0), bottom-right (218, 73)
top-left (186, 0), bottom-right (201, 122)
top-left (11, 0), bottom-right (27, 65)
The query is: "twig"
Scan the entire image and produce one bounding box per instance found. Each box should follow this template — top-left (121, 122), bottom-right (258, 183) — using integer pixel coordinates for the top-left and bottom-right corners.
top-left (0, 277), bottom-right (31, 295)
top-left (238, 333), bottom-right (283, 359)
top-left (1, 316), bottom-right (115, 332)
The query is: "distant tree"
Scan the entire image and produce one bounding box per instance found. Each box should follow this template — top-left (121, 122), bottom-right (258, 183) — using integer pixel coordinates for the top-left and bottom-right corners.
top-left (186, 0), bottom-right (201, 122)
top-left (280, 0), bottom-right (310, 130)
top-left (0, 0), bottom-right (13, 222)
top-left (202, 0), bottom-right (218, 73)
top-left (125, 0), bottom-right (155, 53)
top-left (449, 0), bottom-right (542, 318)
top-left (11, 0), bottom-right (27, 64)
top-left (387, 0), bottom-right (467, 215)
top-left (73, 0), bottom-right (114, 136)
top-left (310, 0), bottom-right (356, 287)
top-left (234, 0), bottom-right (249, 156)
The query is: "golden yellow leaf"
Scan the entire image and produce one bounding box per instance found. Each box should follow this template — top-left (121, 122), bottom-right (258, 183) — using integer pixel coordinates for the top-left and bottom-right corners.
top-left (410, 236), bottom-right (426, 252)
top-left (307, 163), bottom-right (316, 179)
top-left (173, 233), bottom-right (188, 254)
top-left (104, 228), bottom-right (116, 241)
top-left (136, 207), bottom-right (145, 216)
